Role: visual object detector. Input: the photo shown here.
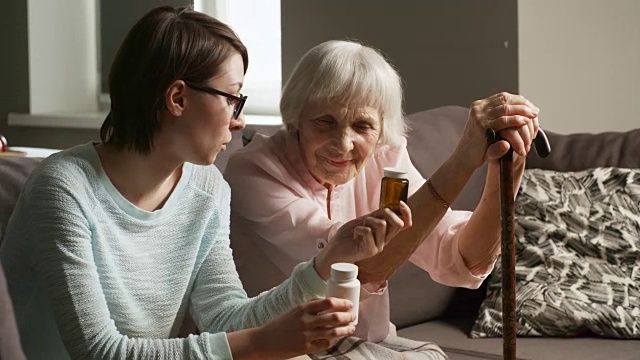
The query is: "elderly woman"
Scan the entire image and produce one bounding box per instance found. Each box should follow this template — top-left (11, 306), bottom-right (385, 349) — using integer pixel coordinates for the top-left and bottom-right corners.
top-left (225, 40), bottom-right (539, 357)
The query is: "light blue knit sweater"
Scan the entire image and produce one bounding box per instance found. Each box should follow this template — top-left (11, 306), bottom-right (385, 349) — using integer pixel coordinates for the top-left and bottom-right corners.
top-left (0, 143), bottom-right (327, 359)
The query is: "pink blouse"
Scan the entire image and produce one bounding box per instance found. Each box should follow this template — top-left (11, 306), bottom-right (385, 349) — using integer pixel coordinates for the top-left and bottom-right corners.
top-left (224, 129), bottom-right (488, 342)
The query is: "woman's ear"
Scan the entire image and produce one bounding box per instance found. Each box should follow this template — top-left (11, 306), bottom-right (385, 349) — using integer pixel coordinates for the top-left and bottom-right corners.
top-left (165, 80), bottom-right (187, 116)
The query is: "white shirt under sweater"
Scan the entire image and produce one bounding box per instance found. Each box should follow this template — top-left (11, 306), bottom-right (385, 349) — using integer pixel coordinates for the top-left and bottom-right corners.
top-left (0, 143), bottom-right (327, 359)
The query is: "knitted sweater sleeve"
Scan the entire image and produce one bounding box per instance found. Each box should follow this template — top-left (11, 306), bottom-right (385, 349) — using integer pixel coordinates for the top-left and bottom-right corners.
top-left (189, 183), bottom-right (327, 334)
top-left (25, 168), bottom-right (260, 359)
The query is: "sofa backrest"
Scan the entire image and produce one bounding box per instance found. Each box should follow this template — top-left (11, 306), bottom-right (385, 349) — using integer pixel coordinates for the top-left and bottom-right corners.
top-left (390, 106), bottom-right (486, 328)
top-left (221, 108), bottom-right (640, 329)
top-left (2, 109), bottom-right (638, 331)
top-left (389, 105), bottom-right (640, 329)
top-left (0, 157), bottom-right (42, 245)
top-left (0, 125), bottom-right (284, 245)
top-left (0, 264), bottom-right (25, 359)
top-left (526, 128), bottom-right (640, 171)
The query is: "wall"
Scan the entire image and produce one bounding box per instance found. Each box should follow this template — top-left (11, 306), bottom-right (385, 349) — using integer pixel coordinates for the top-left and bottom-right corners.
top-left (100, 0), bottom-right (189, 93)
top-left (3, 1), bottom-right (638, 149)
top-left (0, 0), bottom-right (77, 150)
top-left (518, 0), bottom-right (640, 134)
top-left (0, 1), bottom-right (27, 122)
top-left (0, 0), bottom-right (188, 150)
top-left (29, 0), bottom-right (99, 115)
top-left (281, 0), bottom-right (519, 116)
top-left (0, 0), bottom-right (99, 149)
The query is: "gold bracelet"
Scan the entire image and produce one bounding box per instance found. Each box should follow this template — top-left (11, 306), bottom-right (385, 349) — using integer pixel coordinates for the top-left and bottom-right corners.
top-left (427, 178), bottom-right (450, 208)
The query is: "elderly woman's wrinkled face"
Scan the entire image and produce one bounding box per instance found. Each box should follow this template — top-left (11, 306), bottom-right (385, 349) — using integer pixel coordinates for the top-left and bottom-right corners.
top-left (297, 103), bottom-right (382, 187)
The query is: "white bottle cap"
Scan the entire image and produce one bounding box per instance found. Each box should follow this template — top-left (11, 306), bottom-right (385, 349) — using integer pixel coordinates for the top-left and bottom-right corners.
top-left (330, 263), bottom-right (358, 281)
top-left (383, 167), bottom-right (408, 179)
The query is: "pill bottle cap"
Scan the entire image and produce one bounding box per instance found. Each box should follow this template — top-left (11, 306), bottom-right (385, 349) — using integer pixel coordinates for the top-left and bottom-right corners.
top-left (383, 167), bottom-right (408, 179)
top-left (330, 263), bottom-right (358, 281)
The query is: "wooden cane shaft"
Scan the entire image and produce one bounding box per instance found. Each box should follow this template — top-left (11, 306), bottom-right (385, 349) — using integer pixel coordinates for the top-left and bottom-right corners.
top-left (500, 149), bottom-right (517, 360)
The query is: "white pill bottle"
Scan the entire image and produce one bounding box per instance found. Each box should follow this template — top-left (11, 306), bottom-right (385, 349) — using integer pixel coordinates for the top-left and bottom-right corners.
top-left (326, 263), bottom-right (360, 325)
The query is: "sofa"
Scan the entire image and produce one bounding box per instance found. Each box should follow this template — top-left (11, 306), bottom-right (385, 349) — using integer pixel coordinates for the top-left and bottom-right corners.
top-left (1, 105), bottom-right (639, 359)
top-left (390, 107), bottom-right (640, 360)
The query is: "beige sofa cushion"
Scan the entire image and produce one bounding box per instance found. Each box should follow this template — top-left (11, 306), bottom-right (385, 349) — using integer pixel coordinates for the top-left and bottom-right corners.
top-left (399, 320), bottom-right (640, 360)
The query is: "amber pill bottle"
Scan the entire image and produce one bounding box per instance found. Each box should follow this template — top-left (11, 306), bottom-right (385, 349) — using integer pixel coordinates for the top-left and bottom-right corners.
top-left (379, 167), bottom-right (409, 216)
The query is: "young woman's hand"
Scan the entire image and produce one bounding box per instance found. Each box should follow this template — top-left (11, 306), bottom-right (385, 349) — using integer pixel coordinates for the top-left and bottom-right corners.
top-left (247, 298), bottom-right (356, 359)
top-left (314, 202), bottom-right (412, 280)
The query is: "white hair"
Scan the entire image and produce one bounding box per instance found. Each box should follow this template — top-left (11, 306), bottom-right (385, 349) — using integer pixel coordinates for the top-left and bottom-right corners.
top-left (280, 40), bottom-right (407, 146)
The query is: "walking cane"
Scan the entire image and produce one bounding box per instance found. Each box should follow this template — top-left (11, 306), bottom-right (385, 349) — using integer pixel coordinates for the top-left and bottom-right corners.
top-left (485, 128), bottom-right (550, 360)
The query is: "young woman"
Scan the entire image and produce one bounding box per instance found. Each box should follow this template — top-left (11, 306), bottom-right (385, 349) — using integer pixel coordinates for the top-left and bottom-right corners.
top-left (0, 8), bottom-right (410, 359)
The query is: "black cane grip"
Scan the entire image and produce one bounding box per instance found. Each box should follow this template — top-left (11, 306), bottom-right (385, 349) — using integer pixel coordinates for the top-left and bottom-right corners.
top-left (533, 128), bottom-right (551, 158)
top-left (485, 127), bottom-right (551, 158)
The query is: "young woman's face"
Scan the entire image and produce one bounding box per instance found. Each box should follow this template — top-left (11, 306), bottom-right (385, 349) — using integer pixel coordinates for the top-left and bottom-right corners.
top-left (182, 53), bottom-right (246, 165)
top-left (297, 102), bottom-right (382, 187)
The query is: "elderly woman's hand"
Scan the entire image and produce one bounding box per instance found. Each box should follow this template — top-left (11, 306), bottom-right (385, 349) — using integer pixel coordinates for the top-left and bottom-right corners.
top-left (455, 92), bottom-right (540, 170)
top-left (313, 202), bottom-right (412, 280)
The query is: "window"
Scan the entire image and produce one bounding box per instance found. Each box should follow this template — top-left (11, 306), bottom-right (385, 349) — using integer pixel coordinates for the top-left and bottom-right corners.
top-left (10, 0), bottom-right (281, 129)
top-left (195, 0), bottom-right (282, 117)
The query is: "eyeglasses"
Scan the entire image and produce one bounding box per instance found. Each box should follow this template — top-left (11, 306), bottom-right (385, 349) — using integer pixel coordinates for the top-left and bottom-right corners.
top-left (185, 82), bottom-right (247, 119)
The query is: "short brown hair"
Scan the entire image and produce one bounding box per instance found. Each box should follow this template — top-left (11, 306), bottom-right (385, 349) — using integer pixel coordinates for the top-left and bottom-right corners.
top-left (100, 6), bottom-right (248, 154)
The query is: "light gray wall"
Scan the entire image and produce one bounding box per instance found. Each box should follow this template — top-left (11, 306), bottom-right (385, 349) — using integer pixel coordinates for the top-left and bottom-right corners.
top-left (519, 0), bottom-right (640, 134)
top-left (281, 0), bottom-right (519, 115)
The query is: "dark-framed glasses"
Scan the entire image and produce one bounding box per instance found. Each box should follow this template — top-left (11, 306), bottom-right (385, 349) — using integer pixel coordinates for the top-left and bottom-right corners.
top-left (185, 82), bottom-right (247, 119)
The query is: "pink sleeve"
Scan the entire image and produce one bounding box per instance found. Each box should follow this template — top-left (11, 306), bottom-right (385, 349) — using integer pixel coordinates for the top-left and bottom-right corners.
top-left (224, 151), bottom-right (342, 275)
top-left (408, 210), bottom-right (491, 289)
top-left (391, 140), bottom-right (490, 289)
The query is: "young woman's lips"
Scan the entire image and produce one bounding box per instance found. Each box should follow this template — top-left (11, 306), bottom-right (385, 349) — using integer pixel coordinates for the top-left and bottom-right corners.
top-left (221, 138), bottom-right (232, 151)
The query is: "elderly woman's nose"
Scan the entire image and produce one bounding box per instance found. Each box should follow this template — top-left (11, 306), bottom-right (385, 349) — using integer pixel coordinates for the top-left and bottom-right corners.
top-left (332, 129), bottom-right (355, 151)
